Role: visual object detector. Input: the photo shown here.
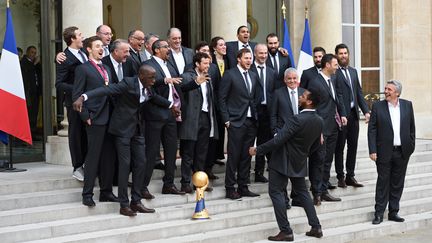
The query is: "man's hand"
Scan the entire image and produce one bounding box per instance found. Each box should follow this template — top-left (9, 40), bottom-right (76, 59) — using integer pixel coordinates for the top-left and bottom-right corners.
top-left (73, 96), bottom-right (84, 112)
top-left (86, 119), bottom-right (91, 126)
top-left (170, 106), bottom-right (181, 117)
top-left (369, 153), bottom-right (377, 161)
top-left (165, 77), bottom-right (182, 85)
top-left (56, 52), bottom-right (67, 64)
top-left (196, 74), bottom-right (210, 85)
top-left (249, 147), bottom-right (257, 156)
top-left (225, 121), bottom-right (230, 128)
top-left (278, 47), bottom-right (288, 57)
top-left (365, 112), bottom-right (371, 124)
top-left (341, 116), bottom-right (348, 126)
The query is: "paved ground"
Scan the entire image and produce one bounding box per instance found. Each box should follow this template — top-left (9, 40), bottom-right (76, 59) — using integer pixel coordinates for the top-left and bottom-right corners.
top-left (349, 227), bottom-right (432, 243)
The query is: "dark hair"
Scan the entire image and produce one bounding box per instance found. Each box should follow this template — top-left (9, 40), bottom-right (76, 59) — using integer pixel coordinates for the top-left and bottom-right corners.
top-left (306, 89), bottom-right (321, 107)
top-left (144, 33), bottom-right (159, 44)
top-left (26, 46), bottom-right (36, 52)
top-left (151, 39), bottom-right (166, 54)
top-left (63, 26), bottom-right (78, 46)
top-left (96, 25), bottom-right (103, 33)
top-left (84, 36), bottom-right (102, 50)
top-left (335, 43), bottom-right (349, 54)
top-left (313, 46), bottom-right (326, 54)
top-left (193, 52), bottom-right (210, 67)
top-left (236, 48), bottom-right (251, 59)
top-left (194, 41), bottom-right (209, 53)
top-left (320, 53), bottom-right (337, 68)
top-left (237, 25), bottom-right (248, 35)
top-left (210, 36), bottom-right (224, 52)
top-left (266, 33), bottom-right (278, 42)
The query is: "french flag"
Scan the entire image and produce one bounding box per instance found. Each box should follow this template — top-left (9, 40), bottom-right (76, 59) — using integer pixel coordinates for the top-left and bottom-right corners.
top-left (0, 6), bottom-right (32, 145)
top-left (297, 18), bottom-right (314, 80)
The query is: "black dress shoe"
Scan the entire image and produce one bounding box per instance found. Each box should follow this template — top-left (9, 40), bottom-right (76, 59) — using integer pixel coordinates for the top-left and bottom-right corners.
top-left (305, 227), bottom-right (323, 238)
top-left (82, 197), bottom-right (96, 207)
top-left (372, 215), bottom-right (383, 224)
top-left (345, 177), bottom-right (364, 187)
top-left (226, 190), bottom-right (241, 200)
top-left (119, 207), bottom-right (137, 217)
top-left (327, 182), bottom-right (337, 190)
top-left (154, 162), bottom-right (165, 170)
top-left (286, 203), bottom-right (291, 210)
top-left (130, 202), bottom-right (155, 213)
top-left (321, 192), bottom-right (341, 202)
top-left (337, 178), bottom-right (347, 188)
top-left (268, 231), bottom-right (294, 241)
top-left (205, 186), bottom-right (213, 192)
top-left (238, 189), bottom-right (260, 197)
top-left (99, 193), bottom-right (119, 202)
top-left (255, 173), bottom-right (269, 183)
top-left (181, 184), bottom-right (193, 194)
top-left (141, 190), bottom-right (155, 200)
top-left (388, 214), bottom-right (405, 222)
top-left (162, 185), bottom-right (186, 195)
top-left (214, 160), bottom-right (225, 166)
top-left (313, 196), bottom-right (321, 206)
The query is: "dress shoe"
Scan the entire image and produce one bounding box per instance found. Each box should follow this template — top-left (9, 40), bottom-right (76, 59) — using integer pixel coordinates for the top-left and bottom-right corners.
top-left (162, 186), bottom-right (186, 195)
top-left (305, 227), bottom-right (323, 238)
top-left (238, 189), bottom-right (260, 197)
top-left (119, 207), bottom-right (137, 217)
top-left (337, 178), bottom-right (347, 188)
top-left (268, 231), bottom-right (294, 241)
top-left (372, 215), bottom-right (383, 224)
top-left (181, 184), bottom-right (193, 194)
top-left (345, 177), bottom-right (364, 187)
top-left (206, 172), bottom-right (219, 180)
top-left (226, 190), bottom-right (241, 200)
top-left (214, 160), bottom-right (225, 166)
top-left (141, 190), bottom-right (155, 200)
top-left (255, 173), bottom-right (269, 183)
top-left (99, 193), bottom-right (119, 202)
top-left (205, 186), bottom-right (213, 192)
top-left (321, 192), bottom-right (341, 202)
top-left (327, 182), bottom-right (337, 190)
top-left (286, 203), bottom-right (292, 210)
top-left (130, 202), bottom-right (155, 213)
top-left (82, 197), bottom-right (96, 207)
top-left (154, 162), bottom-right (165, 170)
top-left (388, 214), bottom-right (405, 222)
top-left (313, 196), bottom-right (321, 206)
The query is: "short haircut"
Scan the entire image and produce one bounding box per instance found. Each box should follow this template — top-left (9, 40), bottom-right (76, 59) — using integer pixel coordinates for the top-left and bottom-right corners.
top-left (210, 36), bottom-right (224, 52)
top-left (194, 41), bottom-right (209, 53)
top-left (321, 53), bottom-right (337, 68)
top-left (167, 27), bottom-right (181, 38)
top-left (63, 26), bottom-right (79, 46)
top-left (237, 25), bottom-right (248, 35)
top-left (151, 39), bottom-right (166, 54)
top-left (193, 52), bottom-right (210, 67)
top-left (128, 30), bottom-right (138, 39)
top-left (26, 46), bottom-right (36, 52)
top-left (335, 43), bottom-right (349, 54)
top-left (266, 33), bottom-right (278, 42)
top-left (306, 89), bottom-right (321, 107)
top-left (313, 46), bottom-right (326, 54)
top-left (387, 80), bottom-right (403, 95)
top-left (236, 48), bottom-right (251, 59)
top-left (144, 33), bottom-right (159, 44)
top-left (284, 67), bottom-right (298, 77)
top-left (96, 25), bottom-right (103, 33)
top-left (110, 39), bottom-right (128, 52)
top-left (84, 36), bottom-right (102, 50)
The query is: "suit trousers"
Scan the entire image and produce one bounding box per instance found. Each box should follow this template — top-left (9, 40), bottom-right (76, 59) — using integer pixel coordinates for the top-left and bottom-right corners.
top-left (335, 108), bottom-right (360, 179)
top-left (269, 169), bottom-right (320, 234)
top-left (225, 118), bottom-right (257, 191)
top-left (215, 110), bottom-right (226, 160)
top-left (320, 125), bottom-right (339, 193)
top-left (66, 106), bottom-right (87, 170)
top-left (115, 132), bottom-right (146, 208)
top-left (180, 111), bottom-right (210, 185)
top-left (374, 148), bottom-right (408, 217)
top-left (308, 145), bottom-right (325, 196)
top-left (143, 115), bottom-right (178, 190)
top-left (255, 105), bottom-right (272, 174)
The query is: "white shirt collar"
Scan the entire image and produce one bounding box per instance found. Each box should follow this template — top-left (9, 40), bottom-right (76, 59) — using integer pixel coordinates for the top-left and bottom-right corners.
top-left (301, 109), bottom-right (316, 113)
top-left (237, 64), bottom-right (248, 74)
top-left (153, 55), bottom-right (167, 65)
top-left (109, 54), bottom-right (120, 67)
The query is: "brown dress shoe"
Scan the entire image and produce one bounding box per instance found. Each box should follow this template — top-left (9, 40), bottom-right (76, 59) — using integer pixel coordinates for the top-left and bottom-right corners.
top-left (305, 227), bottom-right (323, 238)
top-left (345, 177), bottom-right (364, 187)
top-left (181, 184), bottom-right (193, 194)
top-left (313, 195), bottom-right (321, 206)
top-left (162, 186), bottom-right (186, 195)
top-left (338, 178), bottom-right (347, 188)
top-left (141, 190), bottom-right (155, 200)
top-left (130, 202), bottom-right (155, 213)
top-left (120, 207), bottom-right (137, 217)
top-left (268, 231), bottom-right (294, 241)
top-left (321, 192), bottom-right (341, 202)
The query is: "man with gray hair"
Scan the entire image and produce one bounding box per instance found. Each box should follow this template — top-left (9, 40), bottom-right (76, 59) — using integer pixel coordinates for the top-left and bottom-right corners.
top-left (102, 39), bottom-right (134, 83)
top-left (166, 27), bottom-right (194, 76)
top-left (368, 80), bottom-right (415, 225)
top-left (143, 33), bottom-right (159, 61)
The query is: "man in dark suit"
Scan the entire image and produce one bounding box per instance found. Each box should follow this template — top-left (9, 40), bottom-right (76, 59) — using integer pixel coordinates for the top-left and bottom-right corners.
top-left (225, 26), bottom-right (257, 69)
top-left (101, 39), bottom-right (135, 83)
top-left (127, 30), bottom-right (145, 75)
top-left (266, 33), bottom-right (292, 88)
top-left (334, 44), bottom-right (370, 188)
top-left (249, 43), bottom-right (277, 183)
top-left (179, 52), bottom-right (219, 193)
top-left (219, 48), bottom-right (260, 199)
top-left (96, 25), bottom-right (113, 57)
top-left (72, 36), bottom-right (117, 207)
top-left (167, 27), bottom-right (194, 76)
top-left (73, 65), bottom-right (164, 216)
top-left (300, 47), bottom-right (326, 89)
top-left (55, 26), bottom-right (88, 181)
top-left (368, 80), bottom-right (415, 225)
top-left (250, 89), bottom-right (324, 241)
top-left (307, 54), bottom-right (347, 205)
top-left (141, 39), bottom-right (185, 198)
top-left (143, 33), bottom-right (159, 61)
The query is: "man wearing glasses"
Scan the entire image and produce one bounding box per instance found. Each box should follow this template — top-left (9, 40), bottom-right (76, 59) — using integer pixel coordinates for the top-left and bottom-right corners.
top-left (127, 30), bottom-right (146, 74)
top-left (96, 25), bottom-right (113, 57)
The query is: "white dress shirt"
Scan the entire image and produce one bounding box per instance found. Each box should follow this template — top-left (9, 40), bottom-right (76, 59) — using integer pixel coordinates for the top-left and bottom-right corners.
top-left (68, 47), bottom-right (87, 63)
top-left (388, 100), bottom-right (401, 146)
top-left (171, 48), bottom-right (186, 75)
top-left (237, 65), bottom-right (252, 117)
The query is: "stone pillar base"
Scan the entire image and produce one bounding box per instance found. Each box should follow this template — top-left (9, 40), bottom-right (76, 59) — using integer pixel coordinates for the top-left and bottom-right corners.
top-left (45, 136), bottom-right (71, 166)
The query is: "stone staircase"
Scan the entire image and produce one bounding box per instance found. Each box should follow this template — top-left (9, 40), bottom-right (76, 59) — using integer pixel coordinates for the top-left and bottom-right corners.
top-left (1, 139), bottom-right (432, 242)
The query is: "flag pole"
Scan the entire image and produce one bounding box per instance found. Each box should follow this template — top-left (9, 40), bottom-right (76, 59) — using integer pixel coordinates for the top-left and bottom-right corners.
top-left (7, 0), bottom-right (9, 8)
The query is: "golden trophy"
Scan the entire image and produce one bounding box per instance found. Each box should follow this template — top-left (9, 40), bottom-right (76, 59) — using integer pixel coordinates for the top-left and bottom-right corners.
top-left (191, 171), bottom-right (210, 220)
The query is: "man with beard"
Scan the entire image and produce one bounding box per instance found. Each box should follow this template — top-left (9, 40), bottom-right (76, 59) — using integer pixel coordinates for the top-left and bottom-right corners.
top-left (334, 43), bottom-right (370, 188)
top-left (300, 47), bottom-right (326, 89)
top-left (266, 33), bottom-right (292, 88)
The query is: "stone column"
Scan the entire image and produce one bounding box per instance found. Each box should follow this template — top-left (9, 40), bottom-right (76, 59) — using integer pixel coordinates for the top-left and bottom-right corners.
top-left (211, 0), bottom-right (247, 41)
top-left (309, 0), bottom-right (342, 53)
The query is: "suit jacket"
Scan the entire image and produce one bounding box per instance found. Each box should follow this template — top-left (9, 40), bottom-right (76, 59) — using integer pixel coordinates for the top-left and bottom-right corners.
top-left (167, 46), bottom-right (194, 76)
top-left (225, 41), bottom-right (257, 69)
top-left (257, 110), bottom-right (323, 177)
top-left (72, 61), bottom-right (113, 125)
top-left (270, 87), bottom-right (305, 133)
top-left (179, 69), bottom-right (219, 140)
top-left (307, 74), bottom-right (346, 136)
top-left (300, 66), bottom-right (319, 90)
top-left (218, 67), bottom-right (260, 127)
top-left (368, 99), bottom-right (415, 163)
top-left (266, 51), bottom-right (292, 88)
top-left (84, 77), bottom-right (171, 138)
top-left (55, 48), bottom-right (83, 106)
top-left (249, 63), bottom-right (277, 111)
top-left (127, 48), bottom-right (142, 75)
top-left (20, 56), bottom-right (40, 98)
top-left (335, 67), bottom-right (369, 119)
top-left (102, 55), bottom-right (135, 83)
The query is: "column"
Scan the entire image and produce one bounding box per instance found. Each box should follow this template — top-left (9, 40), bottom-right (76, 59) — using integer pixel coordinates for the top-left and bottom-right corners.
top-left (211, 0), bottom-right (247, 41)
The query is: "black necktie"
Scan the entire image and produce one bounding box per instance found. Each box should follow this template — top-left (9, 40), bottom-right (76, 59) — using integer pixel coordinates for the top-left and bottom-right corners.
top-left (243, 71), bottom-right (251, 94)
top-left (258, 66), bottom-right (265, 103)
top-left (78, 50), bottom-right (86, 63)
top-left (272, 55), bottom-right (278, 73)
top-left (342, 68), bottom-right (355, 103)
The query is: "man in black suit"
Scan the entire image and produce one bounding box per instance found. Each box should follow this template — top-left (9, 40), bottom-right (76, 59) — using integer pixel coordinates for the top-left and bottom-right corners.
top-left (334, 44), bottom-right (370, 188)
top-left (102, 39), bottom-right (135, 83)
top-left (72, 36), bottom-right (117, 207)
top-left (127, 30), bottom-right (145, 75)
top-left (73, 65), bottom-right (163, 216)
top-left (55, 26), bottom-right (88, 181)
top-left (225, 26), bottom-right (257, 69)
top-left (300, 47), bottom-right (326, 89)
top-left (307, 54), bottom-right (347, 205)
top-left (368, 80), bottom-right (415, 225)
top-left (179, 52), bottom-right (218, 193)
top-left (266, 33), bottom-right (292, 88)
top-left (249, 43), bottom-right (277, 183)
top-left (219, 48), bottom-right (260, 199)
top-left (250, 89), bottom-right (324, 241)
top-left (141, 39), bottom-right (185, 198)
top-left (167, 27), bottom-right (194, 76)
top-left (96, 25), bottom-right (113, 57)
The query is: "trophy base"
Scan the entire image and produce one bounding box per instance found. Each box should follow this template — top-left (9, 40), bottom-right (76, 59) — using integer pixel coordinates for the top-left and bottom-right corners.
top-left (192, 209), bottom-right (210, 220)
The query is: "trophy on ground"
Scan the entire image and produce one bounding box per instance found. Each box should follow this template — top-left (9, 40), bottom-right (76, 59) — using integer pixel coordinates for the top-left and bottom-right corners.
top-left (191, 171), bottom-right (210, 219)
